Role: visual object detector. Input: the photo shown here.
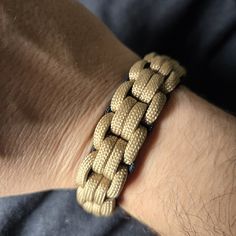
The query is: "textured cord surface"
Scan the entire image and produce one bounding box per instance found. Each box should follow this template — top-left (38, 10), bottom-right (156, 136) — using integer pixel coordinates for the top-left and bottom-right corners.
top-left (76, 52), bottom-right (186, 216)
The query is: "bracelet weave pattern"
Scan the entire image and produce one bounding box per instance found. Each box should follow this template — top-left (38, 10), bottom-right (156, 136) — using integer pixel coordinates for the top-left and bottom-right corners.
top-left (76, 52), bottom-right (186, 216)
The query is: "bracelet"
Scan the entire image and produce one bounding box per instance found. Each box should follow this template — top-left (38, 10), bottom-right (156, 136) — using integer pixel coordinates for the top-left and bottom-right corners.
top-left (75, 52), bottom-right (186, 216)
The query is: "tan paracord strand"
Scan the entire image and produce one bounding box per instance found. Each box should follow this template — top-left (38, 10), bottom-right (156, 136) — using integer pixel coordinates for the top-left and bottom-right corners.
top-left (75, 52), bottom-right (186, 216)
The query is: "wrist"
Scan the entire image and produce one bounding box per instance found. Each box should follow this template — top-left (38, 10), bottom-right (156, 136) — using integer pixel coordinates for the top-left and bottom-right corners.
top-left (72, 52), bottom-right (188, 218)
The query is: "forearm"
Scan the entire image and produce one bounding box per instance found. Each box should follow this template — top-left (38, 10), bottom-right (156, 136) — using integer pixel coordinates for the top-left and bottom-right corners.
top-left (119, 86), bottom-right (236, 235)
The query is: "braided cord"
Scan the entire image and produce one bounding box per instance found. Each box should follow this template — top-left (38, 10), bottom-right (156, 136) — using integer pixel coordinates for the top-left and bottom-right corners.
top-left (76, 52), bottom-right (186, 216)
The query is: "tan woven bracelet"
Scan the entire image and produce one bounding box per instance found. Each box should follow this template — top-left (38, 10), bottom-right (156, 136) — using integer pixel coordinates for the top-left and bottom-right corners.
top-left (75, 52), bottom-right (186, 217)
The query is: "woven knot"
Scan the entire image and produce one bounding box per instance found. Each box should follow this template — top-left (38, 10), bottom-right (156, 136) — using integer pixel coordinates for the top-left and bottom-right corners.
top-left (76, 53), bottom-right (186, 216)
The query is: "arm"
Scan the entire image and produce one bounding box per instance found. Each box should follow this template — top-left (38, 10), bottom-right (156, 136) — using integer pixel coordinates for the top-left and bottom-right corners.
top-left (0, 1), bottom-right (235, 235)
top-left (119, 86), bottom-right (236, 235)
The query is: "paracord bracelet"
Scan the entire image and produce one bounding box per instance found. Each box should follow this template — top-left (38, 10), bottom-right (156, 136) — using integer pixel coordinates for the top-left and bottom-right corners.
top-left (75, 52), bottom-right (186, 216)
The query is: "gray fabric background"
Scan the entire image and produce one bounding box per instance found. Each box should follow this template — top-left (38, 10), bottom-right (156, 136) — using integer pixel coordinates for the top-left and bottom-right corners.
top-left (0, 0), bottom-right (236, 235)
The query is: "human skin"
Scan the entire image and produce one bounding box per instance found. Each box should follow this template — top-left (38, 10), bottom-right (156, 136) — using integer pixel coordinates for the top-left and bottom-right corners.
top-left (0, 1), bottom-right (236, 235)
